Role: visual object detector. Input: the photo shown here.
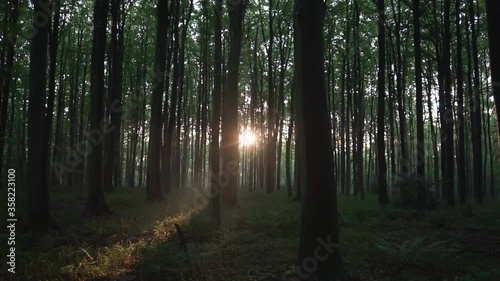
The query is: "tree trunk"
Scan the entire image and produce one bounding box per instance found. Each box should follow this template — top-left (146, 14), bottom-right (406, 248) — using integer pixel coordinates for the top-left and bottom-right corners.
top-left (414, 0), bottom-right (425, 208)
top-left (84, 0), bottom-right (112, 216)
top-left (28, 0), bottom-right (51, 231)
top-left (377, 0), bottom-right (388, 205)
top-left (266, 0), bottom-right (276, 194)
top-left (486, 0), bottom-right (500, 155)
top-left (103, 0), bottom-right (125, 192)
top-left (467, 0), bottom-right (483, 203)
top-left (146, 0), bottom-right (169, 201)
top-left (209, 0), bottom-right (223, 226)
top-left (443, 0), bottom-right (455, 207)
top-left (295, 0), bottom-right (343, 279)
top-left (455, 0), bottom-right (467, 204)
top-left (0, 0), bottom-right (19, 180)
top-left (221, 0), bottom-right (245, 206)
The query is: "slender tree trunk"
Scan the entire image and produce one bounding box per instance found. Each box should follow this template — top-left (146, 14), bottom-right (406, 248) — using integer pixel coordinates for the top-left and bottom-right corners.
top-left (84, 0), bottom-right (111, 216)
top-left (209, 0), bottom-right (223, 227)
top-left (103, 0), bottom-right (125, 192)
top-left (455, 0), bottom-right (467, 204)
top-left (414, 0), bottom-right (425, 208)
top-left (221, 0), bottom-right (245, 206)
top-left (468, 0), bottom-right (483, 203)
top-left (45, 0), bottom-right (61, 187)
top-left (377, 0), bottom-right (388, 205)
top-left (266, 0), bottom-right (276, 194)
top-left (28, 0), bottom-right (51, 230)
top-left (286, 86), bottom-right (295, 197)
top-left (147, 0), bottom-right (169, 201)
top-left (443, 0), bottom-right (455, 207)
top-left (425, 59), bottom-right (440, 191)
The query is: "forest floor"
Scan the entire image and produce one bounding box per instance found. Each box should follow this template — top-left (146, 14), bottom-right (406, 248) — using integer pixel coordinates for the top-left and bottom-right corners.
top-left (3, 188), bottom-right (500, 281)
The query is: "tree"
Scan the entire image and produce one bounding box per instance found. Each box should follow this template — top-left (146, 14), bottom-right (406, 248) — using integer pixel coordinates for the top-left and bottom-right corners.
top-left (0, 0), bottom-right (19, 179)
top-left (486, 0), bottom-right (500, 152)
top-left (210, 0), bottom-right (223, 226)
top-left (221, 0), bottom-right (246, 206)
top-left (84, 0), bottom-right (111, 216)
top-left (442, 0), bottom-right (455, 207)
top-left (377, 0), bottom-right (388, 205)
top-left (103, 0), bottom-right (126, 192)
top-left (265, 0), bottom-right (276, 194)
top-left (413, 0), bottom-right (425, 208)
top-left (147, 0), bottom-right (169, 201)
top-left (455, 0), bottom-right (467, 204)
top-left (28, 0), bottom-right (51, 231)
top-left (468, 0), bottom-right (483, 203)
top-left (295, 0), bottom-right (343, 279)
top-left (45, 0), bottom-right (61, 186)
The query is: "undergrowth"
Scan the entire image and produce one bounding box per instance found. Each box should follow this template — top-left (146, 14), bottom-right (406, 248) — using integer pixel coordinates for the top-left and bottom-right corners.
top-left (1, 189), bottom-right (500, 281)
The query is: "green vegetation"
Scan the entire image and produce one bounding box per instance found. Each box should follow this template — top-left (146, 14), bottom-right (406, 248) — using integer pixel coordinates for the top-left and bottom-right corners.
top-left (3, 189), bottom-right (499, 281)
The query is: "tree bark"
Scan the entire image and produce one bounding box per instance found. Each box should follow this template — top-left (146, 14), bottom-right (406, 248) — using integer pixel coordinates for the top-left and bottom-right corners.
top-left (147, 0), bottom-right (169, 201)
top-left (377, 0), bottom-right (388, 205)
top-left (0, 0), bottom-right (19, 180)
top-left (210, 0), bottom-right (223, 226)
top-left (221, 0), bottom-right (245, 206)
top-left (467, 0), bottom-right (483, 203)
top-left (295, 0), bottom-right (343, 279)
top-left (84, 0), bottom-right (112, 216)
top-left (28, 0), bottom-right (51, 230)
top-left (103, 0), bottom-right (126, 192)
top-left (414, 0), bottom-right (425, 208)
top-left (486, 0), bottom-right (500, 155)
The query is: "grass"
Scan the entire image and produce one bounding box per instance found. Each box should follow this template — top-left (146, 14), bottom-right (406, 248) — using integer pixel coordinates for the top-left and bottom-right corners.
top-left (2, 189), bottom-right (500, 281)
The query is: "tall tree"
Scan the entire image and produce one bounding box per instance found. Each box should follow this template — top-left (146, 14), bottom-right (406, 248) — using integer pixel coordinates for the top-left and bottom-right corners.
top-left (0, 0), bottom-right (19, 178)
top-left (442, 0), bottom-right (455, 207)
top-left (486, 0), bottom-right (500, 152)
top-left (265, 0), bottom-right (276, 194)
top-left (103, 0), bottom-right (126, 192)
top-left (468, 0), bottom-right (483, 203)
top-left (45, 0), bottom-right (61, 186)
top-left (413, 0), bottom-right (425, 208)
top-left (221, 0), bottom-right (246, 206)
top-left (147, 0), bottom-right (169, 201)
top-left (84, 0), bottom-right (111, 216)
top-left (295, 0), bottom-right (343, 280)
top-left (210, 0), bottom-right (223, 226)
top-left (455, 0), bottom-right (467, 204)
top-left (377, 0), bottom-right (388, 205)
top-left (28, 0), bottom-right (51, 230)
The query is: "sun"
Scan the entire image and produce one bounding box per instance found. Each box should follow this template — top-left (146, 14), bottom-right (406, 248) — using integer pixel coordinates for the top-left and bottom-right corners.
top-left (240, 130), bottom-right (257, 147)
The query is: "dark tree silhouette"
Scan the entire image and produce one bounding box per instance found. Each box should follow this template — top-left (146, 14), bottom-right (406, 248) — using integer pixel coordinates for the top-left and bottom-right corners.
top-left (210, 0), bottom-right (223, 226)
top-left (28, 0), bottom-right (51, 230)
top-left (221, 0), bottom-right (246, 206)
top-left (413, 0), bottom-right (425, 208)
top-left (295, 0), bottom-right (343, 279)
top-left (486, 0), bottom-right (500, 151)
top-left (147, 0), bottom-right (169, 201)
top-left (84, 0), bottom-right (111, 216)
top-left (377, 0), bottom-right (388, 205)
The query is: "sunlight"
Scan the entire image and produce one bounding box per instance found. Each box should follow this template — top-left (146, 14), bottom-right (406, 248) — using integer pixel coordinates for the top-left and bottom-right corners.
top-left (239, 130), bottom-right (257, 147)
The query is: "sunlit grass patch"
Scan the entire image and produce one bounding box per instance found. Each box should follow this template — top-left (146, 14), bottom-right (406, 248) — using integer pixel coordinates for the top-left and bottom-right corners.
top-left (8, 188), bottom-right (196, 281)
